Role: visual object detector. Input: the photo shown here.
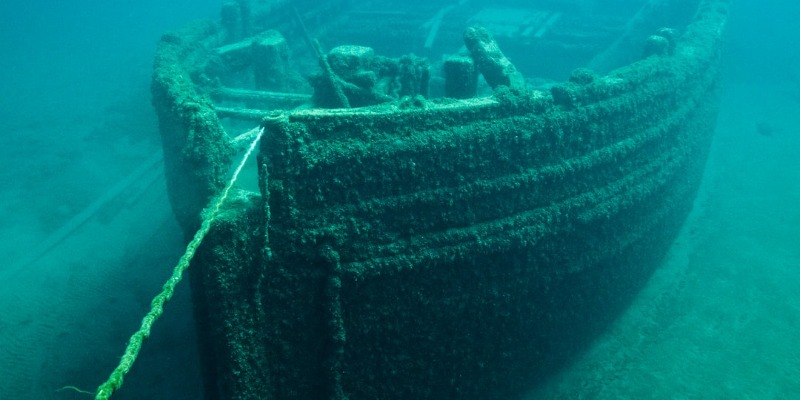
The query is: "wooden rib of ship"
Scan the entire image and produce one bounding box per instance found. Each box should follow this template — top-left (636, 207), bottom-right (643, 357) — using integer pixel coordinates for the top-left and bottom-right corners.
top-left (151, 0), bottom-right (729, 399)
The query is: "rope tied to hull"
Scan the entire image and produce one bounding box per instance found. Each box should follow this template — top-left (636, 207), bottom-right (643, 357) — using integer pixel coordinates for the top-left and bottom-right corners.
top-left (93, 126), bottom-right (265, 400)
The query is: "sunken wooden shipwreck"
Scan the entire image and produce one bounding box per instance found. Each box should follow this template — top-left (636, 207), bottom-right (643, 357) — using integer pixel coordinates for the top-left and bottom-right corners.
top-left (151, 0), bottom-right (728, 399)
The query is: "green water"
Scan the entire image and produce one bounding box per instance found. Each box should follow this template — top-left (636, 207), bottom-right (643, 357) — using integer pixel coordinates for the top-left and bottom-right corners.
top-left (0, 1), bottom-right (798, 398)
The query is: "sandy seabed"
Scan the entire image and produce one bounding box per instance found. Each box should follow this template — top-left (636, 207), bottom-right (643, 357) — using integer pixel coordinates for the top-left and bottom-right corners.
top-left (0, 88), bottom-right (204, 399)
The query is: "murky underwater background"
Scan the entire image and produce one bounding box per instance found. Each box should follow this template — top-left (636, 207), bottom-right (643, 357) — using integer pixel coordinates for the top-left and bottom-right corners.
top-left (0, 1), bottom-right (798, 398)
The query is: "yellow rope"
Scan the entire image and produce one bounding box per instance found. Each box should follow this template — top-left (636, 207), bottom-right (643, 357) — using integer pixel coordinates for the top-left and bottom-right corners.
top-left (94, 127), bottom-right (264, 400)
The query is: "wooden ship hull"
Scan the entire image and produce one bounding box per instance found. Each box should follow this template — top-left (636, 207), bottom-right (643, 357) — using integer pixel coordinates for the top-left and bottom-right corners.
top-left (151, 0), bottom-right (729, 399)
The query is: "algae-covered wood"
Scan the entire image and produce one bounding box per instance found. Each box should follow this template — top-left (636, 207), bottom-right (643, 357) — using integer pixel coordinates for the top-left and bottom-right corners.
top-left (149, 0), bottom-right (730, 399)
